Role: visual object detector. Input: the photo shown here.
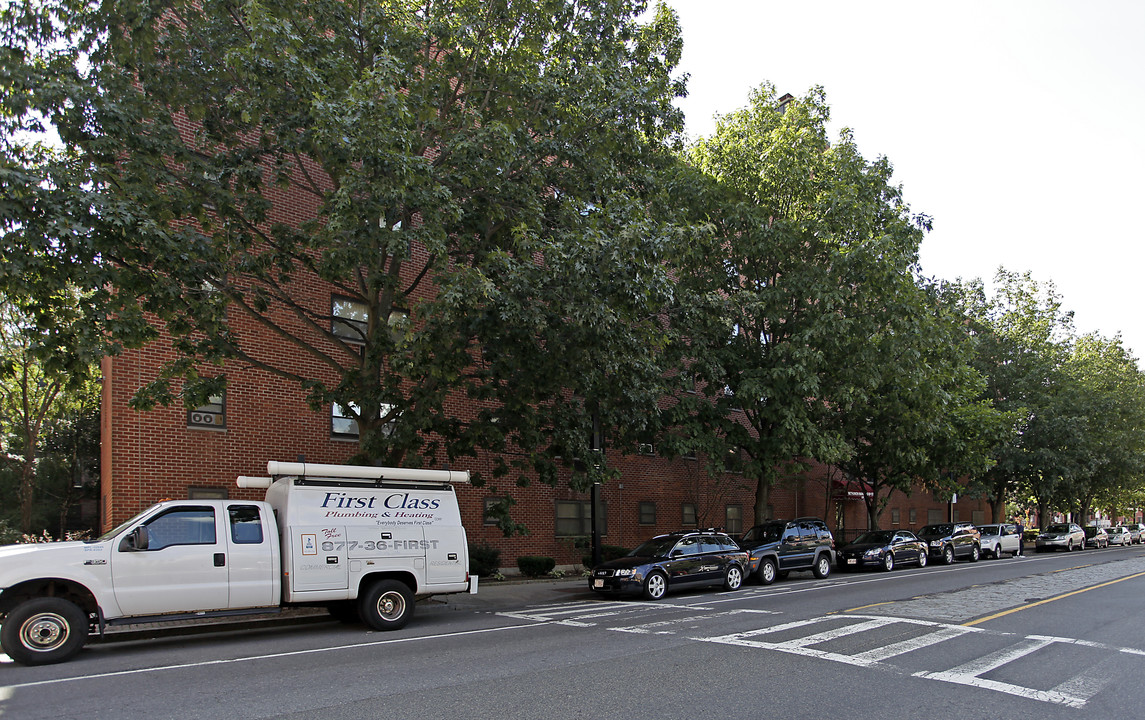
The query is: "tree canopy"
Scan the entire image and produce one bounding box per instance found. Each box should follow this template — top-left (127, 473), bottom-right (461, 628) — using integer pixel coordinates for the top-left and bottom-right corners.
top-left (2, 0), bottom-right (687, 488)
top-left (668, 85), bottom-right (946, 525)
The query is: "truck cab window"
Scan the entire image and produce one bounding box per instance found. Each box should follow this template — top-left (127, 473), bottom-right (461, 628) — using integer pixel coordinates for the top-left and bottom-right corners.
top-left (143, 507), bottom-right (216, 550)
top-left (229, 505), bottom-right (264, 544)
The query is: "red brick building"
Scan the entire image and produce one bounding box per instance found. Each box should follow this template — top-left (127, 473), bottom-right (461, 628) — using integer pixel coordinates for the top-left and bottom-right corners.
top-left (102, 325), bottom-right (990, 571)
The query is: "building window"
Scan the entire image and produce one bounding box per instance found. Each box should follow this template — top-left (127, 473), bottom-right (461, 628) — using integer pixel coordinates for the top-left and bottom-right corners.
top-left (891, 508), bottom-right (900, 526)
top-left (681, 503), bottom-right (697, 526)
top-left (483, 497), bottom-right (507, 526)
top-left (725, 505), bottom-right (743, 534)
top-left (333, 296), bottom-right (409, 345)
top-left (188, 486), bottom-right (228, 500)
top-left (332, 401), bottom-right (398, 439)
top-left (555, 500), bottom-right (606, 537)
top-left (724, 447), bottom-right (743, 473)
top-left (927, 509), bottom-right (944, 525)
top-left (638, 502), bottom-right (656, 525)
top-left (332, 296), bottom-right (369, 343)
top-left (637, 442), bottom-right (655, 456)
top-left (909, 508), bottom-right (917, 525)
top-left (971, 510), bottom-right (985, 525)
top-left (332, 402), bottom-right (360, 437)
top-left (188, 392), bottom-right (226, 430)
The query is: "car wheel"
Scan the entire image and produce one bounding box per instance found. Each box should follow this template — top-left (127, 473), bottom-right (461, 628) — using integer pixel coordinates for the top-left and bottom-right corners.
top-left (1066, 540), bottom-right (1073, 552)
top-left (642, 572), bottom-right (668, 600)
top-left (359, 579), bottom-right (414, 631)
top-left (917, 551), bottom-right (928, 568)
top-left (724, 565), bottom-right (744, 591)
top-left (969, 544), bottom-right (980, 562)
top-left (757, 557), bottom-right (778, 585)
top-left (0, 597), bottom-right (89, 666)
top-left (812, 554), bottom-right (832, 579)
top-left (991, 544), bottom-right (1000, 559)
top-left (943, 546), bottom-right (955, 565)
top-left (882, 553), bottom-right (895, 572)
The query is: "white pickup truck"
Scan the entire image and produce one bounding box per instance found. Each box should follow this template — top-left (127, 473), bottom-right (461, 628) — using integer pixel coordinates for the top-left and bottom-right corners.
top-left (0, 462), bottom-right (476, 665)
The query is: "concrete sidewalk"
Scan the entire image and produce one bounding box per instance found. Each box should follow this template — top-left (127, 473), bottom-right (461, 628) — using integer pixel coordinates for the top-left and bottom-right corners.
top-left (100, 575), bottom-right (593, 643)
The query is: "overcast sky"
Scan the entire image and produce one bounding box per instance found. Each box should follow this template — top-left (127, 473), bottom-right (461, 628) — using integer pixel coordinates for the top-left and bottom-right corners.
top-left (664, 0), bottom-right (1145, 358)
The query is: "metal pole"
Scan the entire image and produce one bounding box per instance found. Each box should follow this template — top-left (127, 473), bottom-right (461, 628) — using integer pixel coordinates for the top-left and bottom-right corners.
top-left (591, 482), bottom-right (602, 567)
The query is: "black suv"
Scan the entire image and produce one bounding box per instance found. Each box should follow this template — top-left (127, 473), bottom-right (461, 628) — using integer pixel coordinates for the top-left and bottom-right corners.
top-left (589, 530), bottom-right (749, 601)
top-left (917, 522), bottom-right (981, 564)
top-left (738, 517), bottom-right (835, 584)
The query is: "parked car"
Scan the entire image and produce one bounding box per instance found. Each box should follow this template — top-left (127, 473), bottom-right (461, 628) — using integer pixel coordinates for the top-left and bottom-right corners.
top-left (1125, 524), bottom-right (1144, 544)
top-left (1035, 523), bottom-right (1086, 552)
top-left (1084, 526), bottom-right (1109, 549)
top-left (917, 522), bottom-right (981, 564)
top-left (837, 530), bottom-right (927, 572)
top-left (738, 517), bottom-right (835, 585)
top-left (978, 523), bottom-right (1023, 558)
top-left (1107, 526), bottom-right (1133, 546)
top-left (589, 530), bottom-right (748, 600)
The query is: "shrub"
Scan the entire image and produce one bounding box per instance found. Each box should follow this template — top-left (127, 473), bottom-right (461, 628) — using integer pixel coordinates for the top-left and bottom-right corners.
top-left (581, 545), bottom-right (630, 568)
top-left (516, 555), bottom-right (556, 577)
top-left (468, 542), bottom-right (501, 577)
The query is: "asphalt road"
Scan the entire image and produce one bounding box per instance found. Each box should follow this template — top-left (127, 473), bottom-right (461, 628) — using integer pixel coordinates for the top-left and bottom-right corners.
top-left (3, 545), bottom-right (1144, 719)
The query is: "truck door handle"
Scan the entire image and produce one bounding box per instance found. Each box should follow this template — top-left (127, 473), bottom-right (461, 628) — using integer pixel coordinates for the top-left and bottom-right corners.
top-left (214, 553), bottom-right (226, 567)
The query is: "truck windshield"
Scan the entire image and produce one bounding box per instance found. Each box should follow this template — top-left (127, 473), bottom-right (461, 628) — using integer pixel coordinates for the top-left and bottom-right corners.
top-left (88, 507), bottom-right (158, 543)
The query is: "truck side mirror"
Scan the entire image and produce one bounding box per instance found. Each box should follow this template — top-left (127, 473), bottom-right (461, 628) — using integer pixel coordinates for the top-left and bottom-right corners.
top-left (120, 525), bottom-right (150, 551)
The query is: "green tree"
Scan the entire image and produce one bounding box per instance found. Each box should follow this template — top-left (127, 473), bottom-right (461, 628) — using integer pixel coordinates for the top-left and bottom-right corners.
top-left (830, 279), bottom-right (1004, 530)
top-left (1061, 333), bottom-right (1145, 523)
top-left (952, 270), bottom-right (1077, 527)
top-left (1, 1), bottom-right (686, 495)
top-left (0, 296), bottom-right (99, 535)
top-left (668, 84), bottom-right (929, 525)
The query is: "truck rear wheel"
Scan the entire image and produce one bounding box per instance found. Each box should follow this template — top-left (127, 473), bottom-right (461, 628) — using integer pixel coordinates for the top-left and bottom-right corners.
top-left (359, 580), bottom-right (414, 631)
top-left (1, 597), bottom-right (89, 666)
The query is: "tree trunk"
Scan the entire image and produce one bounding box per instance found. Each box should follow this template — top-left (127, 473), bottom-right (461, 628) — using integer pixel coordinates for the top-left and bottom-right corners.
top-left (754, 473), bottom-right (771, 525)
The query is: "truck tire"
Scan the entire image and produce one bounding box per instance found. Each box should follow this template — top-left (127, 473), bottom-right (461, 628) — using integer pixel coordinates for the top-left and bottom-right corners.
top-left (358, 580), bottom-right (414, 631)
top-left (1, 597), bottom-right (89, 666)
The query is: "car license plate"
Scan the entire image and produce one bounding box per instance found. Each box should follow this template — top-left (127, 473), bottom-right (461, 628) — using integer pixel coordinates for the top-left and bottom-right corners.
top-left (846, 558), bottom-right (857, 565)
top-left (593, 579), bottom-right (604, 588)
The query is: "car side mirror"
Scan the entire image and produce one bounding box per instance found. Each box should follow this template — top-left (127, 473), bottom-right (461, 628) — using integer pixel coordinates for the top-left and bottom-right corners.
top-left (120, 525), bottom-right (150, 551)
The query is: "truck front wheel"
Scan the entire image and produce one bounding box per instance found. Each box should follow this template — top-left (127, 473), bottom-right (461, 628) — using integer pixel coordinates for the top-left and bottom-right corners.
top-left (1, 597), bottom-right (89, 666)
top-left (359, 580), bottom-right (414, 631)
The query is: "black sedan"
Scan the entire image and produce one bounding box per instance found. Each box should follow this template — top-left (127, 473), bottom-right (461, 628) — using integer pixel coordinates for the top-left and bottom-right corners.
top-left (589, 530), bottom-right (748, 600)
top-left (837, 530), bottom-right (928, 572)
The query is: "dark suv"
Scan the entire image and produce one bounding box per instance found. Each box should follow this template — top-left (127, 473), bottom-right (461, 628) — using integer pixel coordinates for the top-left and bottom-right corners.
top-left (738, 517), bottom-right (835, 584)
top-left (589, 530), bottom-right (749, 601)
top-left (917, 522), bottom-right (981, 564)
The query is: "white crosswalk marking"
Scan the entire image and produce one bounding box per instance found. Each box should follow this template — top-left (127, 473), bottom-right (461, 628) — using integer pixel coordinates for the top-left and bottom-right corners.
top-left (496, 600), bottom-right (1139, 708)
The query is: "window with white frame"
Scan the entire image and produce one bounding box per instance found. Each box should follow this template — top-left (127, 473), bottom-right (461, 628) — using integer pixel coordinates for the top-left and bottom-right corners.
top-left (188, 392), bottom-right (226, 429)
top-left (332, 296), bottom-right (369, 343)
top-left (332, 401), bottom-right (397, 438)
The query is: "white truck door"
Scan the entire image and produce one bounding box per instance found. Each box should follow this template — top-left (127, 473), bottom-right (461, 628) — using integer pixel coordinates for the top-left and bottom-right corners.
top-left (223, 504), bottom-right (277, 608)
top-left (111, 504), bottom-right (230, 616)
top-left (425, 527), bottom-right (468, 584)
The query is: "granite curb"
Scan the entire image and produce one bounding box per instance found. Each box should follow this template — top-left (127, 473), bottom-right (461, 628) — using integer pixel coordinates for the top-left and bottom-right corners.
top-left (97, 575), bottom-right (593, 644)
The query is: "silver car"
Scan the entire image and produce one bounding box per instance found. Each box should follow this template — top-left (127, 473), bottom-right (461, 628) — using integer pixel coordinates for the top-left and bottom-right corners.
top-left (978, 523), bottom-right (1022, 558)
top-left (1035, 522), bottom-right (1085, 552)
top-left (1107, 526), bottom-right (1133, 546)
